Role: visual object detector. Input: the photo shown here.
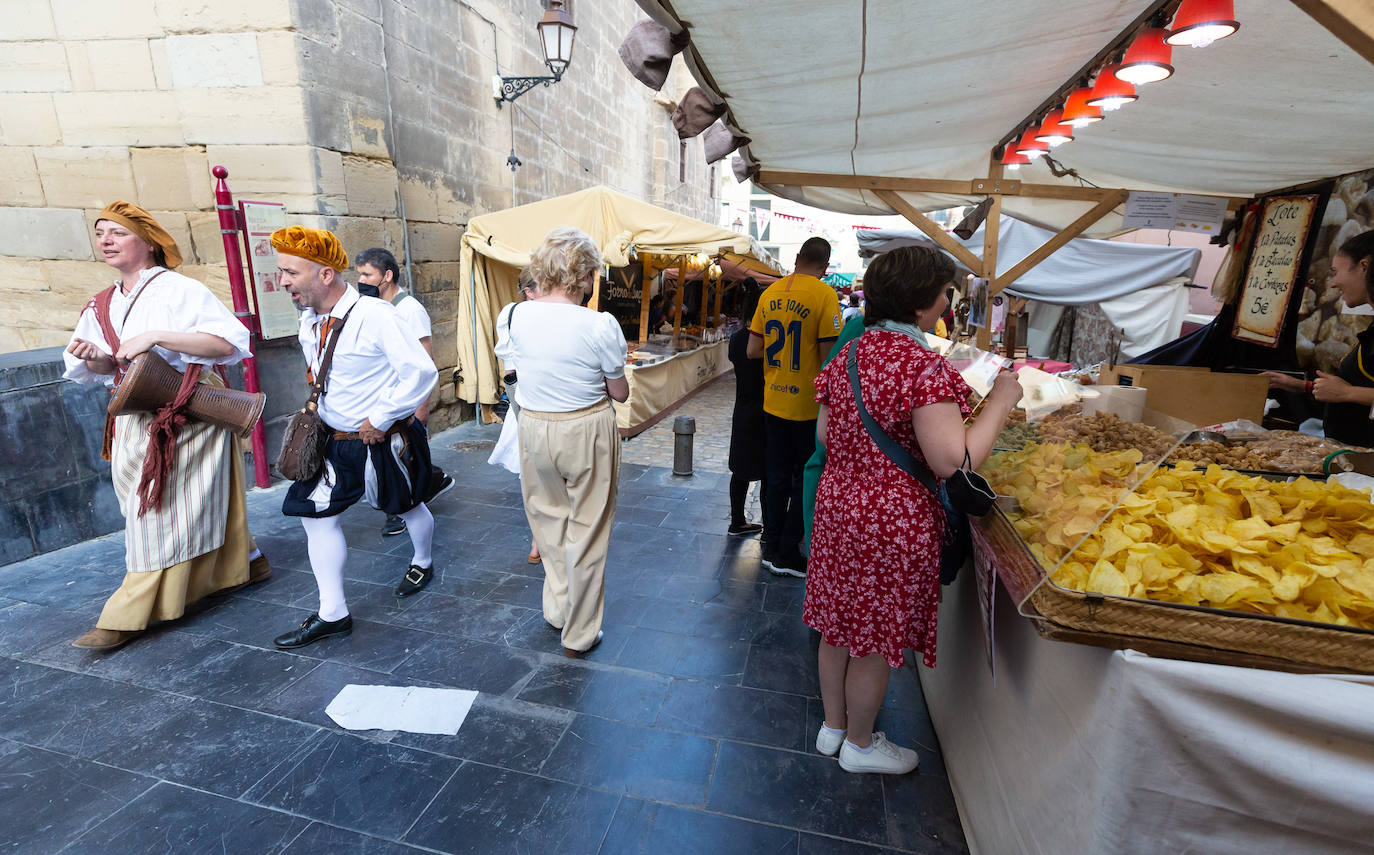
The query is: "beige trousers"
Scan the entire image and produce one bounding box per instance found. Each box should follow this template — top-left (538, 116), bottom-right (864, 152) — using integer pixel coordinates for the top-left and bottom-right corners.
top-left (518, 400), bottom-right (619, 652)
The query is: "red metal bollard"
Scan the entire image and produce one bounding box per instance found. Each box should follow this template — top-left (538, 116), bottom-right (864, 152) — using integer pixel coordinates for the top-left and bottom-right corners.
top-left (213, 165), bottom-right (272, 488)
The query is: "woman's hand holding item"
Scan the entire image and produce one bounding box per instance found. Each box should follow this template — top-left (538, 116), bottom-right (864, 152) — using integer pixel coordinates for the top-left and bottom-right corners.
top-left (66, 337), bottom-right (117, 375)
top-left (988, 370), bottom-right (1024, 409)
top-left (1261, 371), bottom-right (1306, 393)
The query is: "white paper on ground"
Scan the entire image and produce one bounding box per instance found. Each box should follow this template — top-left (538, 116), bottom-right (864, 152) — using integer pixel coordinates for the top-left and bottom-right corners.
top-left (325, 684), bottom-right (478, 735)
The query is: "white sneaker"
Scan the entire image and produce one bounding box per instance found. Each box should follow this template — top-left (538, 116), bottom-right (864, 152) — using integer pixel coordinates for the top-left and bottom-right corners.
top-left (816, 725), bottom-right (846, 756)
top-left (837, 732), bottom-right (919, 774)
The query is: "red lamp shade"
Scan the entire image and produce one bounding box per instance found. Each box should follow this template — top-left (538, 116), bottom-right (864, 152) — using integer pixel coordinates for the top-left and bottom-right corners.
top-left (1089, 64), bottom-right (1139, 110)
top-left (1034, 109), bottom-right (1074, 147)
top-left (1001, 147), bottom-right (1031, 170)
top-left (1115, 28), bottom-right (1174, 84)
top-left (1015, 127), bottom-right (1049, 159)
top-left (1061, 87), bottom-right (1103, 127)
top-left (1166, 0), bottom-right (1239, 48)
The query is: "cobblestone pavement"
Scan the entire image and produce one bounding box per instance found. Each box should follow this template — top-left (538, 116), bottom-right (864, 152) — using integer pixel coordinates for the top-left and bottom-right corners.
top-left (619, 373), bottom-right (737, 475)
top-left (0, 419), bottom-right (965, 855)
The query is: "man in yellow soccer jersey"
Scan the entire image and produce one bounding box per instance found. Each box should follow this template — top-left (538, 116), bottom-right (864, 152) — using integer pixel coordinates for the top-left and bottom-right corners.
top-left (747, 237), bottom-right (841, 577)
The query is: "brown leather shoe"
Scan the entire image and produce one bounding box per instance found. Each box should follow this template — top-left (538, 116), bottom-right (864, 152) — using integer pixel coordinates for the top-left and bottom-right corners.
top-left (219, 554), bottom-right (272, 596)
top-left (562, 630), bottom-right (604, 659)
top-left (72, 628), bottom-right (141, 650)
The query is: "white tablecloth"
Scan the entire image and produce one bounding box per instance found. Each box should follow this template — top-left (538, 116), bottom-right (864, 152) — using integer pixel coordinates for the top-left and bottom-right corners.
top-left (919, 569), bottom-right (1374, 855)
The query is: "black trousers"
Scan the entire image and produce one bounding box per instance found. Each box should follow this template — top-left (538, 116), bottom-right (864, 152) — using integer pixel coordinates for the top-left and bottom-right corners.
top-left (762, 413), bottom-right (816, 556)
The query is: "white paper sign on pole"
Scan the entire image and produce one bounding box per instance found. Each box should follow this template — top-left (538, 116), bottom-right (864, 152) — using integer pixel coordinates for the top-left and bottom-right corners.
top-left (1172, 194), bottom-right (1229, 234)
top-left (239, 201), bottom-right (296, 340)
top-left (1121, 192), bottom-right (1178, 229)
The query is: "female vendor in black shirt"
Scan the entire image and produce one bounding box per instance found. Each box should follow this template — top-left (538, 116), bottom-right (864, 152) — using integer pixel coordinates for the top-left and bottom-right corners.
top-left (1265, 229), bottom-right (1374, 446)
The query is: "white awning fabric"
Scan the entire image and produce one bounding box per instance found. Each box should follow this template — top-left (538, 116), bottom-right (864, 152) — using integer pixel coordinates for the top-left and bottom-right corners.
top-left (636, 0), bottom-right (1374, 232)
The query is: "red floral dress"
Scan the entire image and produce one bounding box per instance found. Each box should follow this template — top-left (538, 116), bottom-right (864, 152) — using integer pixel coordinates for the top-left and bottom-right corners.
top-left (804, 331), bottom-right (973, 668)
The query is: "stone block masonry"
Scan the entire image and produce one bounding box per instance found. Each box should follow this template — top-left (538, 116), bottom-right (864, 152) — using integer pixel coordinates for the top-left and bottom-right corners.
top-left (1, 0), bottom-right (719, 445)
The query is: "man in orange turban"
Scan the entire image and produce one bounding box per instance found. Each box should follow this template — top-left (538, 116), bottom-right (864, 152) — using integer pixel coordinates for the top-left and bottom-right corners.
top-left (272, 225), bottom-right (440, 649)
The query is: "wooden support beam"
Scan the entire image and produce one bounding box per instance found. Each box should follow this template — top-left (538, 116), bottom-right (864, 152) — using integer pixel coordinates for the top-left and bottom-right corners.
top-left (638, 263), bottom-right (652, 345)
top-left (756, 168), bottom-right (1247, 209)
top-left (700, 271), bottom-right (710, 330)
top-left (976, 196), bottom-right (1001, 350)
top-left (671, 254), bottom-right (687, 343)
top-left (991, 190), bottom-right (1128, 294)
top-left (874, 189), bottom-right (985, 274)
top-left (713, 274), bottom-right (724, 328)
top-left (1290, 0), bottom-right (1374, 67)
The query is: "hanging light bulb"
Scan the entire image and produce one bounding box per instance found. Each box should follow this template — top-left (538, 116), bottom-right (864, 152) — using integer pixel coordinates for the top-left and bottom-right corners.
top-left (1015, 127), bottom-right (1049, 159)
top-left (1166, 0), bottom-right (1239, 48)
top-left (1061, 87), bottom-right (1103, 127)
top-left (1088, 64), bottom-right (1139, 110)
top-left (1115, 28), bottom-right (1174, 84)
top-left (1034, 109), bottom-right (1074, 147)
top-left (1001, 147), bottom-right (1031, 171)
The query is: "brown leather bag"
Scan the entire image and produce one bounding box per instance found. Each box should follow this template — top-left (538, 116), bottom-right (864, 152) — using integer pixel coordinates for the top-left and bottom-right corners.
top-left (276, 305), bottom-right (355, 481)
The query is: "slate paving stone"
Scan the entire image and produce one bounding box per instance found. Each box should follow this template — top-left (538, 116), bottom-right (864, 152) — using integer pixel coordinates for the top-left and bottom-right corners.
top-left (92, 698), bottom-right (321, 799)
top-left (517, 660), bottom-right (670, 727)
top-left (706, 740), bottom-right (889, 846)
top-left (75, 781), bottom-right (308, 854)
top-left (257, 660), bottom-right (406, 730)
top-left (797, 835), bottom-right (920, 855)
top-left (0, 599), bottom-right (98, 656)
top-left (381, 591), bottom-right (538, 645)
top-left (0, 741), bottom-right (155, 855)
top-left (500, 610), bottom-right (630, 663)
top-left (391, 634), bottom-right (540, 696)
top-left (230, 566), bottom-right (332, 608)
top-left (0, 669), bottom-right (192, 758)
top-left (405, 761), bottom-right (620, 854)
top-left (762, 582), bottom-right (807, 615)
top-left (390, 695), bottom-right (573, 775)
top-left (614, 626), bottom-right (750, 684)
top-left (655, 678), bottom-right (808, 751)
top-left (543, 713), bottom-right (717, 805)
top-left (600, 799), bottom-right (798, 855)
top-left (246, 731), bottom-right (460, 840)
top-left (882, 771), bottom-right (971, 854)
top-left (282, 822), bottom-right (432, 854)
top-left (742, 643), bottom-right (822, 697)
top-left (750, 609), bottom-right (820, 650)
top-left (481, 573), bottom-right (544, 609)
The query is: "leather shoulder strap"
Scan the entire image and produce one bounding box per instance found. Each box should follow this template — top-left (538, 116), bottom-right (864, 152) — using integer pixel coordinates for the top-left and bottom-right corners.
top-left (92, 285), bottom-right (121, 353)
top-left (309, 302), bottom-right (357, 404)
top-left (846, 335), bottom-right (941, 498)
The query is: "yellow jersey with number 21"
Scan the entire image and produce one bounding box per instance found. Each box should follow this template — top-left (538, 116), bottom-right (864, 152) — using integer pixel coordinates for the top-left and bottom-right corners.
top-left (748, 273), bottom-right (842, 421)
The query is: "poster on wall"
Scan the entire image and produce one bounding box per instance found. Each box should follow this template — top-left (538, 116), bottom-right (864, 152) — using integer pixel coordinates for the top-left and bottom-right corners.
top-left (1232, 195), bottom-right (1318, 347)
top-left (239, 201), bottom-right (296, 340)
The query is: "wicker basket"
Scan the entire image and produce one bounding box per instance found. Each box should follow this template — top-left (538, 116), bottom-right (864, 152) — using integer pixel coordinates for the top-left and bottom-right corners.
top-left (976, 509), bottom-right (1374, 674)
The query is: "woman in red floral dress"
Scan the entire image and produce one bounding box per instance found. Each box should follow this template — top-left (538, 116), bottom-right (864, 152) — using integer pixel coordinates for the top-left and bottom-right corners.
top-left (805, 246), bottom-right (1023, 774)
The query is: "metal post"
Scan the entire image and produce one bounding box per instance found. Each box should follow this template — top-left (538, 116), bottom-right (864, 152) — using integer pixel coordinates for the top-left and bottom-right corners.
top-left (212, 165), bottom-right (272, 488)
top-left (672, 415), bottom-right (695, 477)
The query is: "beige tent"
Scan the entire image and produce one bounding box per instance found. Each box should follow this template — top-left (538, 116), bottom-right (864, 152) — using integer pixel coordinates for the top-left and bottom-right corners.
top-left (455, 185), bottom-right (780, 406)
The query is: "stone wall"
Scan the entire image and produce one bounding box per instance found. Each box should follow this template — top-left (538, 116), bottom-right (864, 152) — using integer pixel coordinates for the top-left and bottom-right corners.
top-left (0, 0), bottom-right (719, 437)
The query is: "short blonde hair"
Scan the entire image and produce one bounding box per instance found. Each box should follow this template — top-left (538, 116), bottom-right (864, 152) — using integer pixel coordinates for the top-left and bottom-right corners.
top-left (528, 227), bottom-right (601, 299)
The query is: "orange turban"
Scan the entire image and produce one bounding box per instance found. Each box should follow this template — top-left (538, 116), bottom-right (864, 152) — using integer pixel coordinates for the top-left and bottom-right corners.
top-left (270, 225), bottom-right (349, 272)
top-left (96, 201), bottom-right (183, 268)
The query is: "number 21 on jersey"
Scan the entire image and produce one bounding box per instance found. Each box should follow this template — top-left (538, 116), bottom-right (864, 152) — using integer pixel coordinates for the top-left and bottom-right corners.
top-left (764, 319), bottom-right (803, 370)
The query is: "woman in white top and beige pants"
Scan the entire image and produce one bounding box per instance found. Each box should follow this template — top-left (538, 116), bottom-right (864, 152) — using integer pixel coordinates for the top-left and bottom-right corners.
top-left (496, 228), bottom-right (629, 658)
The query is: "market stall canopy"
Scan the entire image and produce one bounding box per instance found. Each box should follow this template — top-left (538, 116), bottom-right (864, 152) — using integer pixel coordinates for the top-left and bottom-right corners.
top-left (860, 216), bottom-right (1201, 358)
top-left (663, 256), bottom-right (779, 283)
top-left (632, 0), bottom-right (1374, 233)
top-left (456, 185), bottom-right (780, 405)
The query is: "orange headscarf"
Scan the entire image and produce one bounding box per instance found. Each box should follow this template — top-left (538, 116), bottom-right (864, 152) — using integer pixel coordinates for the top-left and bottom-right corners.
top-left (96, 201), bottom-right (183, 268)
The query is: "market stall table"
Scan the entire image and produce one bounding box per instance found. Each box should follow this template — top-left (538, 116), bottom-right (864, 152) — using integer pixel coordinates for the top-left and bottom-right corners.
top-left (615, 339), bottom-right (729, 436)
top-left (919, 565), bottom-right (1374, 855)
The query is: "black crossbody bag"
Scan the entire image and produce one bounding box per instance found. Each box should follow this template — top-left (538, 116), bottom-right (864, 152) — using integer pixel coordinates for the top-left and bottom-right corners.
top-left (845, 337), bottom-right (996, 583)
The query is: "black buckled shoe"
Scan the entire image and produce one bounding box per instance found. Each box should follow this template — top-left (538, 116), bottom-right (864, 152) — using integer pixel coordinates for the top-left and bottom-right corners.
top-left (273, 613), bottom-right (353, 649)
top-left (394, 564), bottom-right (434, 598)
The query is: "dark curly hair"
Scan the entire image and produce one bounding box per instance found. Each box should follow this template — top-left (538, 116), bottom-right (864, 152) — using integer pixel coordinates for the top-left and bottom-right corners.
top-left (862, 245), bottom-right (956, 326)
top-left (1337, 229), bottom-right (1374, 301)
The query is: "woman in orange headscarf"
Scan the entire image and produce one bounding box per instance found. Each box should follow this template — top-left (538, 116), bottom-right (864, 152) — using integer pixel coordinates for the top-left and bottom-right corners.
top-left (63, 202), bottom-right (267, 651)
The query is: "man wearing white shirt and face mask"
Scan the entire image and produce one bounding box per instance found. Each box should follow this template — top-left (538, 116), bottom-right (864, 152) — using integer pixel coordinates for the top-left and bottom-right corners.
top-left (271, 226), bottom-right (439, 649)
top-left (354, 247), bottom-right (455, 538)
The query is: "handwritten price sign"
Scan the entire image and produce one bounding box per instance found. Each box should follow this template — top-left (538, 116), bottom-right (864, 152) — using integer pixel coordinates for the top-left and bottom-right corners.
top-left (1232, 195), bottom-right (1317, 347)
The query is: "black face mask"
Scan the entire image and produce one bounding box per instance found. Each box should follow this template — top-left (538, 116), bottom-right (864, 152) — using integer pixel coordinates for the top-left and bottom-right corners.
top-left (357, 283), bottom-right (381, 298)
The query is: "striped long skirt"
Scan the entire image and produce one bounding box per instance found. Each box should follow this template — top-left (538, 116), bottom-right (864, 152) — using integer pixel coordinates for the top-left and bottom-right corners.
top-left (95, 376), bottom-right (254, 632)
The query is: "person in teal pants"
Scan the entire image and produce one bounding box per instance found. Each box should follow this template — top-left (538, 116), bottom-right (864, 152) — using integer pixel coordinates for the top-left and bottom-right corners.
top-left (801, 314), bottom-right (866, 548)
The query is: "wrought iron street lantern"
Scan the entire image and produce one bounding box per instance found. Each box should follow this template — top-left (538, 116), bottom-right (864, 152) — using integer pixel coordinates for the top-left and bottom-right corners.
top-left (493, 1), bottom-right (578, 107)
